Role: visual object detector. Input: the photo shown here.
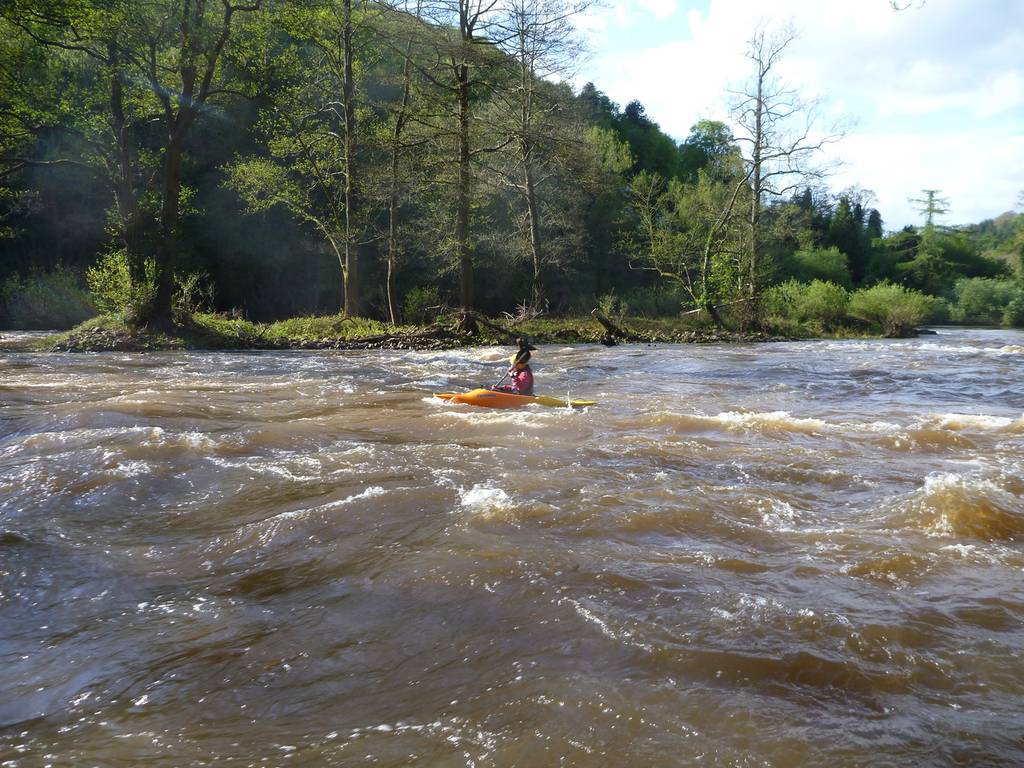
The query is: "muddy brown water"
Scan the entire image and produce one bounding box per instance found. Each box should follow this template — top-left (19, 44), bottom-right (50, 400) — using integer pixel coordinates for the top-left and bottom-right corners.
top-left (2, 329), bottom-right (1023, 766)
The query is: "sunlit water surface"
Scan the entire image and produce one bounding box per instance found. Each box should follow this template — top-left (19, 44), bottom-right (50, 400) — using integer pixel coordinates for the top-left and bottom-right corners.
top-left (2, 329), bottom-right (1023, 766)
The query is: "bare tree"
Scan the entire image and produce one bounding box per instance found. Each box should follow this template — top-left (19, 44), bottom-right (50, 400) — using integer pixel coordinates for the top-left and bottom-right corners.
top-left (730, 23), bottom-right (843, 295)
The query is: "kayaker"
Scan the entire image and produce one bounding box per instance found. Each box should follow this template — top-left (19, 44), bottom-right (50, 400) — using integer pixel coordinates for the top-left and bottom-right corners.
top-left (494, 339), bottom-right (536, 396)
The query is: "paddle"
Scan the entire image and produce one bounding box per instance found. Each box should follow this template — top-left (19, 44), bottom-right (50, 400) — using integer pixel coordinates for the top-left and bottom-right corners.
top-left (490, 366), bottom-right (513, 390)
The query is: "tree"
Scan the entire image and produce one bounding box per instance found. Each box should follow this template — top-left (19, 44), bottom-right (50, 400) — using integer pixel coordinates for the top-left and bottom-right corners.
top-left (827, 195), bottom-right (864, 284)
top-left (489, 0), bottom-right (590, 308)
top-left (627, 149), bottom-right (750, 319)
top-left (730, 23), bottom-right (842, 296)
top-left (227, 0), bottom-right (376, 316)
top-left (421, 0), bottom-right (505, 311)
top-left (909, 188), bottom-right (950, 237)
top-left (866, 208), bottom-right (883, 241)
top-left (1, 0), bottom-right (264, 324)
top-left (376, 0), bottom-right (425, 324)
top-left (678, 120), bottom-right (738, 181)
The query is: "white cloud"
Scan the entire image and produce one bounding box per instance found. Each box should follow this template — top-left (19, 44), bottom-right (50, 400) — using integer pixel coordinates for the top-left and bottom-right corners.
top-left (636, 0), bottom-right (679, 22)
top-left (826, 131), bottom-right (1024, 229)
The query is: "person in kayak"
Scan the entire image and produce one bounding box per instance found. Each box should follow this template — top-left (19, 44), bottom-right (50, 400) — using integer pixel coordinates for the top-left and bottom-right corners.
top-left (493, 340), bottom-right (536, 396)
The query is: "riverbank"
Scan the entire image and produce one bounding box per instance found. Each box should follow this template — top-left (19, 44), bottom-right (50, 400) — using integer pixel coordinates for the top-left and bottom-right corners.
top-left (10, 311), bottom-right (807, 352)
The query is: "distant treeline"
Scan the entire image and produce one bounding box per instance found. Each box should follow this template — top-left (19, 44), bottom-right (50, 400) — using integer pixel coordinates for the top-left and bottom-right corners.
top-left (1, 1), bottom-right (1022, 330)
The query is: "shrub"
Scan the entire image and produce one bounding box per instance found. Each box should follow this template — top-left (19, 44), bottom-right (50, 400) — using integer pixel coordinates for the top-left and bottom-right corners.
top-left (762, 279), bottom-right (805, 322)
top-left (925, 296), bottom-right (952, 324)
top-left (798, 280), bottom-right (850, 329)
top-left (848, 282), bottom-right (931, 337)
top-left (1003, 295), bottom-right (1024, 328)
top-left (597, 290), bottom-right (628, 319)
top-left (762, 279), bottom-right (848, 329)
top-left (175, 271), bottom-right (216, 315)
top-left (402, 285), bottom-right (443, 325)
top-left (0, 266), bottom-right (95, 329)
top-left (950, 277), bottom-right (1021, 325)
top-left (87, 248), bottom-right (156, 318)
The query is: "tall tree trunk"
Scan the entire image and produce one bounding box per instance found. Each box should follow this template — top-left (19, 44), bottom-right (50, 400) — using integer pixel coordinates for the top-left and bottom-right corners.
top-left (524, 159), bottom-right (543, 308)
top-left (342, 0), bottom-right (360, 316)
top-left (520, 44), bottom-right (543, 309)
top-left (109, 64), bottom-right (145, 289)
top-left (153, 136), bottom-right (184, 324)
top-left (749, 71), bottom-right (763, 297)
top-left (385, 11), bottom-right (416, 326)
top-left (455, 58), bottom-right (472, 310)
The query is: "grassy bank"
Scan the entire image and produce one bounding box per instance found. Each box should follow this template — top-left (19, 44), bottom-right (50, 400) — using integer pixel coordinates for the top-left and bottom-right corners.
top-left (28, 310), bottom-right (810, 352)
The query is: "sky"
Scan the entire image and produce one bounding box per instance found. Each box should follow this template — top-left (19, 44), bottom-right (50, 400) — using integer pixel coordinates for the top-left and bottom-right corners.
top-left (570, 0), bottom-right (1024, 230)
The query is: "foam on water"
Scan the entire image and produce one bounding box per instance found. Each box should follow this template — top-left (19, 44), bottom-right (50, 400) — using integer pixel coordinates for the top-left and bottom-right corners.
top-left (459, 484), bottom-right (512, 517)
top-left (895, 471), bottom-right (1024, 540)
top-left (5, 331), bottom-right (1024, 766)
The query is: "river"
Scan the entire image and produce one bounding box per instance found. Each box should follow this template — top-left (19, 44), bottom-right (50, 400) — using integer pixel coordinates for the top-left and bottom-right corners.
top-left (2, 328), bottom-right (1023, 766)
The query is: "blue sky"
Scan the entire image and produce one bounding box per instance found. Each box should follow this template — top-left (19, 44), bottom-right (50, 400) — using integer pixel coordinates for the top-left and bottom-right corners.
top-left (571, 0), bottom-right (1024, 229)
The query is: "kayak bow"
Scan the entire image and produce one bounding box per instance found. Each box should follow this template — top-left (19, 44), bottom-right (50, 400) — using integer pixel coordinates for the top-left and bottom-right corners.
top-left (434, 388), bottom-right (595, 409)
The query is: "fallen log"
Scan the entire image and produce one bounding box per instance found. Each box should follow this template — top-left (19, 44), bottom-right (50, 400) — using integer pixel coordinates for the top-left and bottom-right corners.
top-left (591, 308), bottom-right (645, 345)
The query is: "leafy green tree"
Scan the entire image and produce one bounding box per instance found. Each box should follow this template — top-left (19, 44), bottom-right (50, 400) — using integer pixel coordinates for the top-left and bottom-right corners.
top-left (226, 0), bottom-right (376, 315)
top-left (1, 0), bottom-right (264, 324)
top-left (950, 277), bottom-right (1022, 325)
top-left (865, 208), bottom-right (883, 241)
top-left (826, 195), bottom-right (863, 283)
top-left (678, 120), bottom-right (740, 181)
top-left (627, 155), bottom-right (750, 320)
top-left (489, 0), bottom-right (590, 308)
top-left (782, 245), bottom-right (851, 287)
top-left (613, 100), bottom-right (681, 179)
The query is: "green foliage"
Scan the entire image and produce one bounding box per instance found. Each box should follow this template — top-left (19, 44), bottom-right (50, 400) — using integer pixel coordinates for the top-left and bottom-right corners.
top-left (86, 249), bottom-right (156, 316)
top-left (175, 271), bottom-right (216, 315)
top-left (925, 296), bottom-right (952, 324)
top-left (597, 290), bottom-right (628, 319)
top-left (762, 279), bottom-right (849, 330)
top-left (618, 283), bottom-right (689, 317)
top-left (402, 286), bottom-right (443, 325)
top-left (265, 314), bottom-right (410, 342)
top-left (950, 278), bottom-right (1023, 325)
top-left (0, 265), bottom-right (95, 329)
top-left (1002, 296), bottom-right (1024, 328)
top-left (678, 120), bottom-right (739, 181)
top-left (847, 282), bottom-right (931, 337)
top-left (783, 246), bottom-right (852, 287)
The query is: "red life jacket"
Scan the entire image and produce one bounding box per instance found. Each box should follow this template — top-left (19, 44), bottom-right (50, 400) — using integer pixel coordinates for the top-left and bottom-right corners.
top-left (495, 365), bottom-right (534, 395)
top-left (511, 366), bottom-right (534, 395)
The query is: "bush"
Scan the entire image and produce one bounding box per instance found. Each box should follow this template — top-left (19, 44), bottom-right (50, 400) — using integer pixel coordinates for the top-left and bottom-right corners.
top-left (950, 277), bottom-right (1021, 325)
top-left (597, 290), bottom-right (628, 319)
top-left (175, 271), bottom-right (215, 315)
top-left (925, 296), bottom-right (952, 324)
top-left (848, 282), bottom-right (931, 337)
top-left (87, 248), bottom-right (156, 318)
top-left (0, 266), bottom-right (95, 329)
top-left (402, 285), bottom-right (443, 325)
top-left (1003, 295), bottom-right (1024, 328)
top-left (762, 279), bottom-right (849, 330)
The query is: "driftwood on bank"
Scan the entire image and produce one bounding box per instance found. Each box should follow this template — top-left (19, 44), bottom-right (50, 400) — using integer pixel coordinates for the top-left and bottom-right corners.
top-left (456, 311), bottom-right (522, 343)
top-left (590, 308), bottom-right (646, 345)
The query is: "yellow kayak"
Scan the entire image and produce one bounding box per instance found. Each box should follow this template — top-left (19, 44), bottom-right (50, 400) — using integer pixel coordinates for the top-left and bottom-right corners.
top-left (435, 388), bottom-right (595, 409)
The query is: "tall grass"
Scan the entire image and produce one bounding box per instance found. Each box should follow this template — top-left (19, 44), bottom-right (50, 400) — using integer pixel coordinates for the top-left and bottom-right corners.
top-left (1, 266), bottom-right (96, 329)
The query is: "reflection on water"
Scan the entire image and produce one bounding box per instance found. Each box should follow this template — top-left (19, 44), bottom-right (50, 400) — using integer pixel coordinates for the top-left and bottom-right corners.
top-left (2, 328), bottom-right (1024, 766)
